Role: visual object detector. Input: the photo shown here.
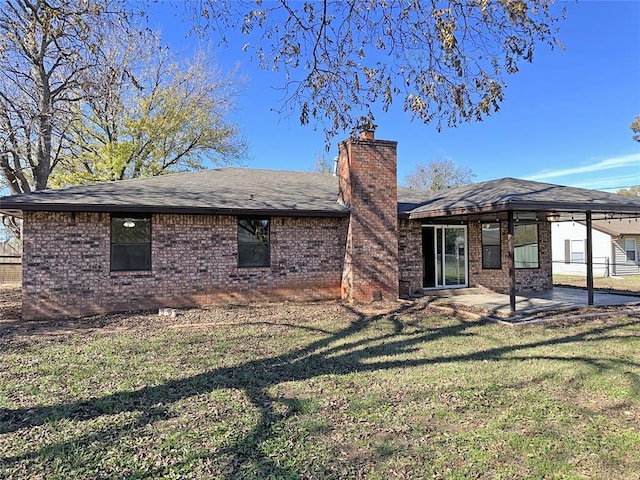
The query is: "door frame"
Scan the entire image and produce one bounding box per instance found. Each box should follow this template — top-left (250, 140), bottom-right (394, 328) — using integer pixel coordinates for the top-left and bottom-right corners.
top-left (422, 224), bottom-right (469, 289)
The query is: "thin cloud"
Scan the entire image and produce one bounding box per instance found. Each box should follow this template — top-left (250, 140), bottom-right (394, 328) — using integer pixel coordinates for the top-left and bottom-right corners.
top-left (569, 174), bottom-right (640, 191)
top-left (525, 153), bottom-right (640, 181)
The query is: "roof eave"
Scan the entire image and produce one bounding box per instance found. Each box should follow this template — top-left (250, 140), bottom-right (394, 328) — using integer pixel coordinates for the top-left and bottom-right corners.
top-left (0, 203), bottom-right (350, 218)
top-left (407, 201), bottom-right (640, 220)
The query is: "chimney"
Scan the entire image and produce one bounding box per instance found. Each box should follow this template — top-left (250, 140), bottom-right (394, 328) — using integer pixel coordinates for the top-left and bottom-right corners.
top-left (338, 131), bottom-right (399, 302)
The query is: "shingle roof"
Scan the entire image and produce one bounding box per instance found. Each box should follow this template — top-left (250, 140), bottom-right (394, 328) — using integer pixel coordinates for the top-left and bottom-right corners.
top-left (405, 177), bottom-right (640, 218)
top-left (591, 219), bottom-right (640, 236)
top-left (1, 169), bottom-right (639, 220)
top-left (0, 168), bottom-right (348, 217)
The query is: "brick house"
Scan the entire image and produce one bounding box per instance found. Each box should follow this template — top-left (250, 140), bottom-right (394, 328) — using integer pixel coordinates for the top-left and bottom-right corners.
top-left (2, 132), bottom-right (640, 320)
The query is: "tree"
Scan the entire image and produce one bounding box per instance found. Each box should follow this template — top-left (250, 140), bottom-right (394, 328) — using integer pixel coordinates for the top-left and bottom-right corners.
top-left (0, 0), bottom-right (138, 195)
top-left (617, 186), bottom-right (640, 197)
top-left (0, 0), bottom-right (139, 238)
top-left (631, 115), bottom-right (640, 143)
top-left (50, 44), bottom-right (248, 186)
top-left (193, 0), bottom-right (563, 139)
top-left (310, 152), bottom-right (333, 174)
top-left (404, 158), bottom-right (476, 190)
top-left (0, 1), bottom-right (246, 239)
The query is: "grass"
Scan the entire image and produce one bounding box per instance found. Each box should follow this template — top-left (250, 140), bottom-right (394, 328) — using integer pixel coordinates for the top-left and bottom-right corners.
top-left (1, 294), bottom-right (639, 479)
top-left (554, 273), bottom-right (640, 293)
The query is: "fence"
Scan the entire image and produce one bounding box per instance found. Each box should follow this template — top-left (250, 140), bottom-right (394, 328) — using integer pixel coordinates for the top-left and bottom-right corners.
top-left (0, 241), bottom-right (22, 284)
top-left (0, 255), bottom-right (21, 283)
top-left (552, 256), bottom-right (611, 277)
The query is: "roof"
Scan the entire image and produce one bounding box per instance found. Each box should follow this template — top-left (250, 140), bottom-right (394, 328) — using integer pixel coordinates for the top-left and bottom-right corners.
top-left (405, 177), bottom-right (640, 220)
top-left (1, 169), bottom-right (639, 220)
top-left (0, 168), bottom-right (348, 218)
top-left (591, 219), bottom-right (640, 236)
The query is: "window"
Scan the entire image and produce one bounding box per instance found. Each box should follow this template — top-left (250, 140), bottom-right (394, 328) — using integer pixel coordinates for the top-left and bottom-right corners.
top-left (625, 238), bottom-right (637, 262)
top-left (237, 218), bottom-right (270, 267)
top-left (571, 239), bottom-right (585, 264)
top-left (110, 215), bottom-right (151, 271)
top-left (482, 223), bottom-right (501, 269)
top-left (514, 223), bottom-right (539, 269)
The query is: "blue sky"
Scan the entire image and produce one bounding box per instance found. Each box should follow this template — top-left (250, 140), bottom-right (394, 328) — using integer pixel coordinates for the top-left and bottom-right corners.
top-left (152, 0), bottom-right (639, 192)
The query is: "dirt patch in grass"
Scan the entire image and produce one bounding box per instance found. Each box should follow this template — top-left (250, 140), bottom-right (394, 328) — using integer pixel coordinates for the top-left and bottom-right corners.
top-left (0, 284), bottom-right (20, 322)
top-left (0, 283), bottom-right (418, 340)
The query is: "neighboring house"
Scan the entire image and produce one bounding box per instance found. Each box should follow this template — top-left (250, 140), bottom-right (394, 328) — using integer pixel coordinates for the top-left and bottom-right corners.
top-left (2, 132), bottom-right (640, 320)
top-left (552, 220), bottom-right (640, 276)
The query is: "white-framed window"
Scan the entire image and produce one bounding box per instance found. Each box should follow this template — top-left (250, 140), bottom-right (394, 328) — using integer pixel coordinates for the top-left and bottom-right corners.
top-left (625, 238), bottom-right (637, 262)
top-left (571, 239), bottom-right (585, 264)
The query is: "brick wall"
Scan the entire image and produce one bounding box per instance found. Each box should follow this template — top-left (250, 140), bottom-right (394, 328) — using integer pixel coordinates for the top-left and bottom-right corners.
top-left (468, 220), bottom-right (552, 293)
top-left (338, 135), bottom-right (399, 302)
top-left (22, 212), bottom-right (348, 320)
top-left (398, 219), bottom-right (422, 295)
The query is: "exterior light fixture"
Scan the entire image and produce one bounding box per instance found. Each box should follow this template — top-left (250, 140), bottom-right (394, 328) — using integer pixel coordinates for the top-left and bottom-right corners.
top-left (546, 214), bottom-right (560, 222)
top-left (123, 220), bottom-right (136, 228)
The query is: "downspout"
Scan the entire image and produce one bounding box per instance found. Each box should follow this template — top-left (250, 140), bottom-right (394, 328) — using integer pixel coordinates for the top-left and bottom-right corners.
top-left (507, 210), bottom-right (516, 315)
top-left (586, 211), bottom-right (594, 305)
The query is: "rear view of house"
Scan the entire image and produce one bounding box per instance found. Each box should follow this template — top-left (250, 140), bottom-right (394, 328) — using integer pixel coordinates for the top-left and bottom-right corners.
top-left (2, 132), bottom-right (640, 320)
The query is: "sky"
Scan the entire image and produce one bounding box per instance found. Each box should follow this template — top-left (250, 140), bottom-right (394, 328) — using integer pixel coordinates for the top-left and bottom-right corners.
top-left (152, 1), bottom-right (640, 192)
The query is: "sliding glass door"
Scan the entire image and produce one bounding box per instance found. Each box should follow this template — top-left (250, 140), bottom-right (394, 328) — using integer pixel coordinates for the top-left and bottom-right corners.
top-left (423, 226), bottom-right (467, 288)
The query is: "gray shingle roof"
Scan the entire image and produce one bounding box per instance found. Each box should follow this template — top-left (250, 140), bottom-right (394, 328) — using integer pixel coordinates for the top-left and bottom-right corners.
top-left (405, 177), bottom-right (640, 218)
top-left (2, 169), bottom-right (639, 219)
top-left (0, 168), bottom-right (348, 217)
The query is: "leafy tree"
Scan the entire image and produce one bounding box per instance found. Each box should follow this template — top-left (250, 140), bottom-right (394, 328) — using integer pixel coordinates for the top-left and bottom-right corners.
top-left (0, 0), bottom-right (140, 237)
top-left (404, 158), bottom-right (476, 190)
top-left (193, 0), bottom-right (563, 139)
top-left (631, 115), bottom-right (640, 143)
top-left (0, 1), bottom-right (246, 238)
top-left (50, 44), bottom-right (248, 186)
top-left (617, 186), bottom-right (640, 197)
top-left (0, 0), bottom-right (137, 195)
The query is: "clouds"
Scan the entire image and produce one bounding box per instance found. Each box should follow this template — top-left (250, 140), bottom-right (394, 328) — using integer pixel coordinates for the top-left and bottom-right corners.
top-left (525, 153), bottom-right (640, 190)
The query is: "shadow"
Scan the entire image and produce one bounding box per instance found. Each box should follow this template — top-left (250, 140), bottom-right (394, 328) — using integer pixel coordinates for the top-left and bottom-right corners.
top-left (1, 302), bottom-right (638, 478)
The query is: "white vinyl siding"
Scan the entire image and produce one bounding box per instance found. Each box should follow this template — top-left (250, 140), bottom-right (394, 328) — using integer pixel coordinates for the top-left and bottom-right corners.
top-left (612, 235), bottom-right (640, 275)
top-left (551, 222), bottom-right (612, 276)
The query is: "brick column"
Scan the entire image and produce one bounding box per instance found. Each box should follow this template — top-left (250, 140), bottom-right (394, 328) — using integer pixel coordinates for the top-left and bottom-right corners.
top-left (338, 132), bottom-right (399, 302)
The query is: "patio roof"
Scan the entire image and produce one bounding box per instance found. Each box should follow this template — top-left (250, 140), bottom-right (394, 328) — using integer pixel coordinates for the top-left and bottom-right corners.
top-left (403, 177), bottom-right (640, 221)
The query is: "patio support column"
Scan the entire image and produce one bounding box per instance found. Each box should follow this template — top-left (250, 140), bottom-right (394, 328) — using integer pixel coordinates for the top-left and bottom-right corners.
top-left (507, 210), bottom-right (516, 314)
top-left (586, 211), bottom-right (594, 305)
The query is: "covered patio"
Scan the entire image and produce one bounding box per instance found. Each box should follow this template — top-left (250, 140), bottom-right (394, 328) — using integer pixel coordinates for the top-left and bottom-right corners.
top-left (403, 178), bottom-right (640, 315)
top-left (423, 286), bottom-right (640, 319)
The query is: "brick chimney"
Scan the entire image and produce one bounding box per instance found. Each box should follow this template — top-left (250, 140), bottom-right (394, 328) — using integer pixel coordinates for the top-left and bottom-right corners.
top-left (338, 131), bottom-right (399, 302)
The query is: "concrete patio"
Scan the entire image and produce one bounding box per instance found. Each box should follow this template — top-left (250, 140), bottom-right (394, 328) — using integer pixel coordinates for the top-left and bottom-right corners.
top-left (421, 286), bottom-right (640, 318)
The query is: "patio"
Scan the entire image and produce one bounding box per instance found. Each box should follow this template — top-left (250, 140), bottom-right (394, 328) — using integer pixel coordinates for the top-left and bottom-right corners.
top-left (422, 286), bottom-right (640, 320)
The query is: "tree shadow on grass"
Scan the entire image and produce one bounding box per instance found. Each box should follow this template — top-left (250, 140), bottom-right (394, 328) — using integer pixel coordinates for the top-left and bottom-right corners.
top-left (1, 303), bottom-right (639, 478)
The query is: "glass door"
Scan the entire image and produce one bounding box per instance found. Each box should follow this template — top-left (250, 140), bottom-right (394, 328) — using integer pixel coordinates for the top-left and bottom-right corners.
top-left (423, 226), bottom-right (468, 288)
top-left (442, 227), bottom-right (466, 287)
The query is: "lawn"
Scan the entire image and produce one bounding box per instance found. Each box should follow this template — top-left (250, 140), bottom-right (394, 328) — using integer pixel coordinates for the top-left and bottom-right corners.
top-left (554, 273), bottom-right (640, 294)
top-left (1, 286), bottom-right (639, 479)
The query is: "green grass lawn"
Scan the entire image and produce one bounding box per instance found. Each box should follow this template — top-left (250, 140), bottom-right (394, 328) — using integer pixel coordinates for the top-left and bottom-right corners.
top-left (1, 299), bottom-right (639, 479)
top-left (554, 274), bottom-right (640, 294)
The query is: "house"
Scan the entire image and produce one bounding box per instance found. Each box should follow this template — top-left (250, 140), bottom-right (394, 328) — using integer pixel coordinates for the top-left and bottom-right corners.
top-left (2, 132), bottom-right (640, 320)
top-left (552, 219), bottom-right (640, 276)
